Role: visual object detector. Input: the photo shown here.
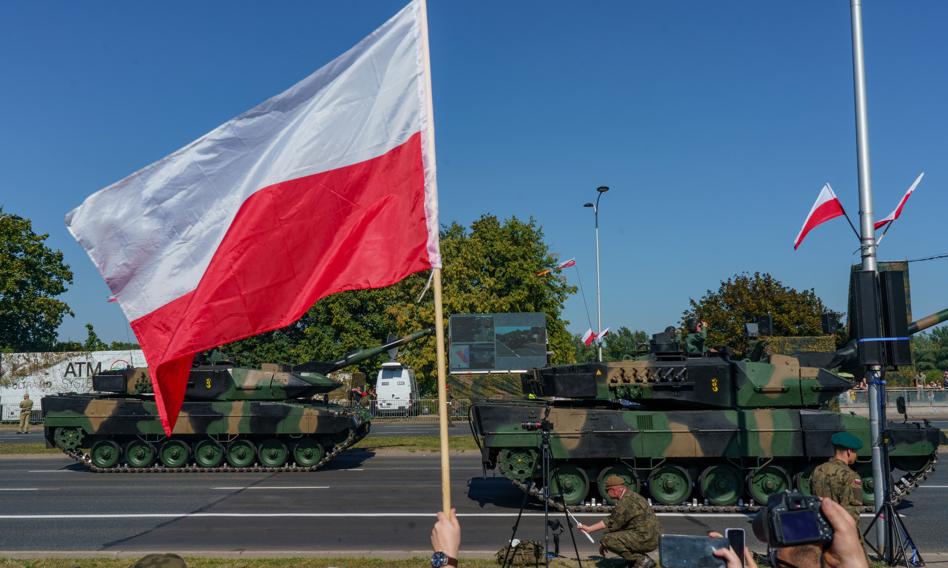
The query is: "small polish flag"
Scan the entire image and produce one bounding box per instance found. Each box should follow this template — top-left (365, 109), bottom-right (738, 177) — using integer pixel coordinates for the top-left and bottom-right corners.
top-left (557, 258), bottom-right (576, 270)
top-left (599, 327), bottom-right (610, 338)
top-left (582, 329), bottom-right (596, 346)
top-left (874, 172), bottom-right (924, 230)
top-left (793, 184), bottom-right (845, 250)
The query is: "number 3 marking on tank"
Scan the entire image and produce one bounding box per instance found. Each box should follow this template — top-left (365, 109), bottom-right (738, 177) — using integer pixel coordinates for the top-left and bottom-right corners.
top-left (205, 378), bottom-right (212, 389)
top-left (711, 378), bottom-right (719, 392)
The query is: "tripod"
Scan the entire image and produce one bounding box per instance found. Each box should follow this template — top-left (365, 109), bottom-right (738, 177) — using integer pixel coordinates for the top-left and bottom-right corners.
top-left (502, 410), bottom-right (584, 568)
top-left (862, 434), bottom-right (923, 566)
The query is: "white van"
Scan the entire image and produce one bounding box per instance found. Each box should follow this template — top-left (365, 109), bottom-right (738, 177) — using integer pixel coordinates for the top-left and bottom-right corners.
top-left (374, 362), bottom-right (419, 416)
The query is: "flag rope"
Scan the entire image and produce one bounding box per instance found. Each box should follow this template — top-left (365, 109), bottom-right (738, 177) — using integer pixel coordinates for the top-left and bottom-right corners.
top-left (571, 265), bottom-right (595, 332)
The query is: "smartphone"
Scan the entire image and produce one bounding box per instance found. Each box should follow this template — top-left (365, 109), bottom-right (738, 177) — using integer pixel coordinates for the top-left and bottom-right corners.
top-left (659, 534), bottom-right (728, 568)
top-left (725, 528), bottom-right (745, 568)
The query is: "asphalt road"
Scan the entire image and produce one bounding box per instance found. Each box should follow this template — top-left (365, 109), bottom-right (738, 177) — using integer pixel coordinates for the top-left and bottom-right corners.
top-left (1, 451), bottom-right (946, 556)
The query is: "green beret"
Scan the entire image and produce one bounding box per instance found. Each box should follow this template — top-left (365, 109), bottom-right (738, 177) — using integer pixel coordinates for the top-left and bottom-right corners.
top-left (831, 432), bottom-right (863, 450)
top-left (604, 475), bottom-right (626, 488)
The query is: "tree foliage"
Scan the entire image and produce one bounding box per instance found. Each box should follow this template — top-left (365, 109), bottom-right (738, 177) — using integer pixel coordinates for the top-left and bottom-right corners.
top-left (572, 326), bottom-right (648, 363)
top-left (0, 211), bottom-right (73, 351)
top-left (912, 326), bottom-right (948, 372)
top-left (682, 272), bottom-right (835, 355)
top-left (224, 215), bottom-right (577, 395)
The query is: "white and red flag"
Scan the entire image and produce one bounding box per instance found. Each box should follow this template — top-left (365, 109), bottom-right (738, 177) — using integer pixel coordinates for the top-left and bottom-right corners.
top-left (66, 1), bottom-right (440, 434)
top-left (874, 172), bottom-right (924, 230)
top-left (793, 184), bottom-right (845, 250)
top-left (599, 327), bottom-right (610, 339)
top-left (582, 329), bottom-right (596, 346)
top-left (556, 258), bottom-right (576, 270)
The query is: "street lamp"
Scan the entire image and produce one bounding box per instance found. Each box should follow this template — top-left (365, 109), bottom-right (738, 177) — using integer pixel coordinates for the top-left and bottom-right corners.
top-left (583, 185), bottom-right (609, 362)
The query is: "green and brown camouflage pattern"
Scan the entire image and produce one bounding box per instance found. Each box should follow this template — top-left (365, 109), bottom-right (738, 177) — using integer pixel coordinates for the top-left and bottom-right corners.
top-left (470, 314), bottom-right (944, 508)
top-left (41, 329), bottom-right (432, 470)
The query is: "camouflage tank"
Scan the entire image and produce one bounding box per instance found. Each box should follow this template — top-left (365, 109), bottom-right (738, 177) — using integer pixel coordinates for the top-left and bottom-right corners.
top-left (42, 329), bottom-right (432, 472)
top-left (470, 313), bottom-right (946, 512)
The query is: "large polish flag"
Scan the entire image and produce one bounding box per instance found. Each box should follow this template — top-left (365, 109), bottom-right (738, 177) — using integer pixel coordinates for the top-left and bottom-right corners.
top-left (793, 184), bottom-right (845, 250)
top-left (65, 0), bottom-right (440, 434)
top-left (874, 172), bottom-right (924, 230)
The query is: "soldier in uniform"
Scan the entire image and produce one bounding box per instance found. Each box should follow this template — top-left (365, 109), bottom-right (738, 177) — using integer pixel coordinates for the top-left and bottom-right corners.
top-left (18, 393), bottom-right (34, 434)
top-left (576, 475), bottom-right (660, 568)
top-left (810, 431), bottom-right (864, 525)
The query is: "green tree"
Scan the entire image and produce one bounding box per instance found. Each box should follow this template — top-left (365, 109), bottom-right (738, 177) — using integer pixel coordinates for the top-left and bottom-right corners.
top-left (225, 214), bottom-right (577, 395)
top-left (603, 327), bottom-right (648, 361)
top-left (0, 211), bottom-right (73, 350)
top-left (83, 323), bottom-right (108, 351)
top-left (682, 272), bottom-right (834, 356)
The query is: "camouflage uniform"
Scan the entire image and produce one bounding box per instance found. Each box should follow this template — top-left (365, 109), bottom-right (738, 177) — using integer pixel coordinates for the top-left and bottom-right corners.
top-left (600, 490), bottom-right (661, 565)
top-left (811, 457), bottom-right (863, 524)
top-left (18, 396), bottom-right (33, 433)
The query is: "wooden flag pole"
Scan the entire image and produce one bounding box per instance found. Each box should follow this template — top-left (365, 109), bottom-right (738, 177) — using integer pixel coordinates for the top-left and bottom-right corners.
top-left (432, 267), bottom-right (452, 512)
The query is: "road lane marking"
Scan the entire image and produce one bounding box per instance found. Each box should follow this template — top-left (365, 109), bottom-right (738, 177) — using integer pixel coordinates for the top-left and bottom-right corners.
top-left (916, 485), bottom-right (948, 488)
top-left (0, 488), bottom-right (39, 491)
top-left (27, 470), bottom-right (70, 473)
top-left (212, 486), bottom-right (330, 490)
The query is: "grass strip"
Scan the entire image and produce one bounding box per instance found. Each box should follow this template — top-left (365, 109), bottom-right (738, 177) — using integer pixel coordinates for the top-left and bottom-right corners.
top-left (0, 442), bottom-right (58, 455)
top-left (354, 434), bottom-right (477, 452)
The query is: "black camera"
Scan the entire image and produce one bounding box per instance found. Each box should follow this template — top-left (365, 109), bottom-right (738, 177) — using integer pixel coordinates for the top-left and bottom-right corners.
top-left (752, 490), bottom-right (833, 547)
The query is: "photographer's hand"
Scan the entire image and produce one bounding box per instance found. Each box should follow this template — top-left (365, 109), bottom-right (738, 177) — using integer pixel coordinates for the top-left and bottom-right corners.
top-left (431, 507), bottom-right (461, 560)
top-left (709, 532), bottom-right (757, 568)
top-left (819, 498), bottom-right (868, 568)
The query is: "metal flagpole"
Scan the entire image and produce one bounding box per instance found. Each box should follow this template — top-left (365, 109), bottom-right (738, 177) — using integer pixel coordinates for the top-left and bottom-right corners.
top-left (848, 0), bottom-right (885, 547)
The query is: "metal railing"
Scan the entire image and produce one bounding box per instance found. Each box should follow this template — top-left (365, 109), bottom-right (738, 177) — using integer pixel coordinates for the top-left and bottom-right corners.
top-left (333, 398), bottom-right (472, 421)
top-left (838, 388), bottom-right (948, 407)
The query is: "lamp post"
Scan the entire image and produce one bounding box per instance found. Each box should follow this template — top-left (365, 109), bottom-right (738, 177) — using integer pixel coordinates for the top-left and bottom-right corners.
top-left (584, 185), bottom-right (609, 362)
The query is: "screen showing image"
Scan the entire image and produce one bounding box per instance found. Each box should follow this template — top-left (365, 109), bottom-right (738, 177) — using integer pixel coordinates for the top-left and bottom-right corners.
top-left (449, 313), bottom-right (547, 372)
top-left (777, 510), bottom-right (822, 544)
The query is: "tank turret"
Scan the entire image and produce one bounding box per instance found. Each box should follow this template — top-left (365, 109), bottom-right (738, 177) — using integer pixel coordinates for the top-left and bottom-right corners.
top-left (91, 327), bottom-right (434, 401)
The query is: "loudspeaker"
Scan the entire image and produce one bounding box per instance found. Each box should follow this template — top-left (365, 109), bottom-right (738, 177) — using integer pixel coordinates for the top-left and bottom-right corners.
top-left (880, 270), bottom-right (912, 367)
top-left (851, 270), bottom-right (884, 366)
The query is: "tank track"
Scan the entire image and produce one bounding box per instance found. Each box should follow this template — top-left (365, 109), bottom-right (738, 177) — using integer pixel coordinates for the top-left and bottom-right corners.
top-left (63, 429), bottom-right (361, 473)
top-left (511, 457), bottom-right (936, 515)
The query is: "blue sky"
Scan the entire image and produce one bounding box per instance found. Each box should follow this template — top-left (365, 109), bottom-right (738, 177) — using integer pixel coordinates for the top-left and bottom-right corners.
top-left (1, 1), bottom-right (946, 344)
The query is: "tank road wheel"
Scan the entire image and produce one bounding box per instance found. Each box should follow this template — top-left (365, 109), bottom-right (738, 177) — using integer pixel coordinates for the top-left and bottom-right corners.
top-left (597, 465), bottom-right (639, 505)
top-left (550, 464), bottom-right (590, 506)
top-left (647, 465), bottom-right (693, 505)
top-left (292, 438), bottom-right (325, 468)
top-left (497, 449), bottom-right (538, 483)
top-left (53, 427), bottom-right (85, 451)
top-left (226, 439), bottom-right (256, 468)
top-left (699, 465), bottom-right (742, 506)
top-left (159, 440), bottom-right (190, 468)
top-left (258, 438), bottom-right (289, 468)
top-left (794, 464), bottom-right (816, 496)
top-left (747, 465), bottom-right (791, 505)
top-left (193, 440), bottom-right (225, 468)
top-left (125, 440), bottom-right (157, 468)
top-left (90, 440), bottom-right (122, 468)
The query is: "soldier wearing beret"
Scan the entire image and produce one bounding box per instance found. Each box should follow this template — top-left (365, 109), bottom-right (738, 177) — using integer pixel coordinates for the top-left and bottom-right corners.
top-left (810, 431), bottom-right (865, 525)
top-left (576, 475), bottom-right (660, 568)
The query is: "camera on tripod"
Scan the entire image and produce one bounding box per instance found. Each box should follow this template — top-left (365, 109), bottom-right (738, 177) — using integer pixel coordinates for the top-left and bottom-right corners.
top-left (752, 490), bottom-right (834, 547)
top-left (520, 419), bottom-right (554, 432)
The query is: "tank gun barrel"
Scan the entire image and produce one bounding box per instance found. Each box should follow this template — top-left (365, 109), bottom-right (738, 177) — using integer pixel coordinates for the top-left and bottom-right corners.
top-left (292, 328), bottom-right (434, 374)
top-left (908, 308), bottom-right (948, 335)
